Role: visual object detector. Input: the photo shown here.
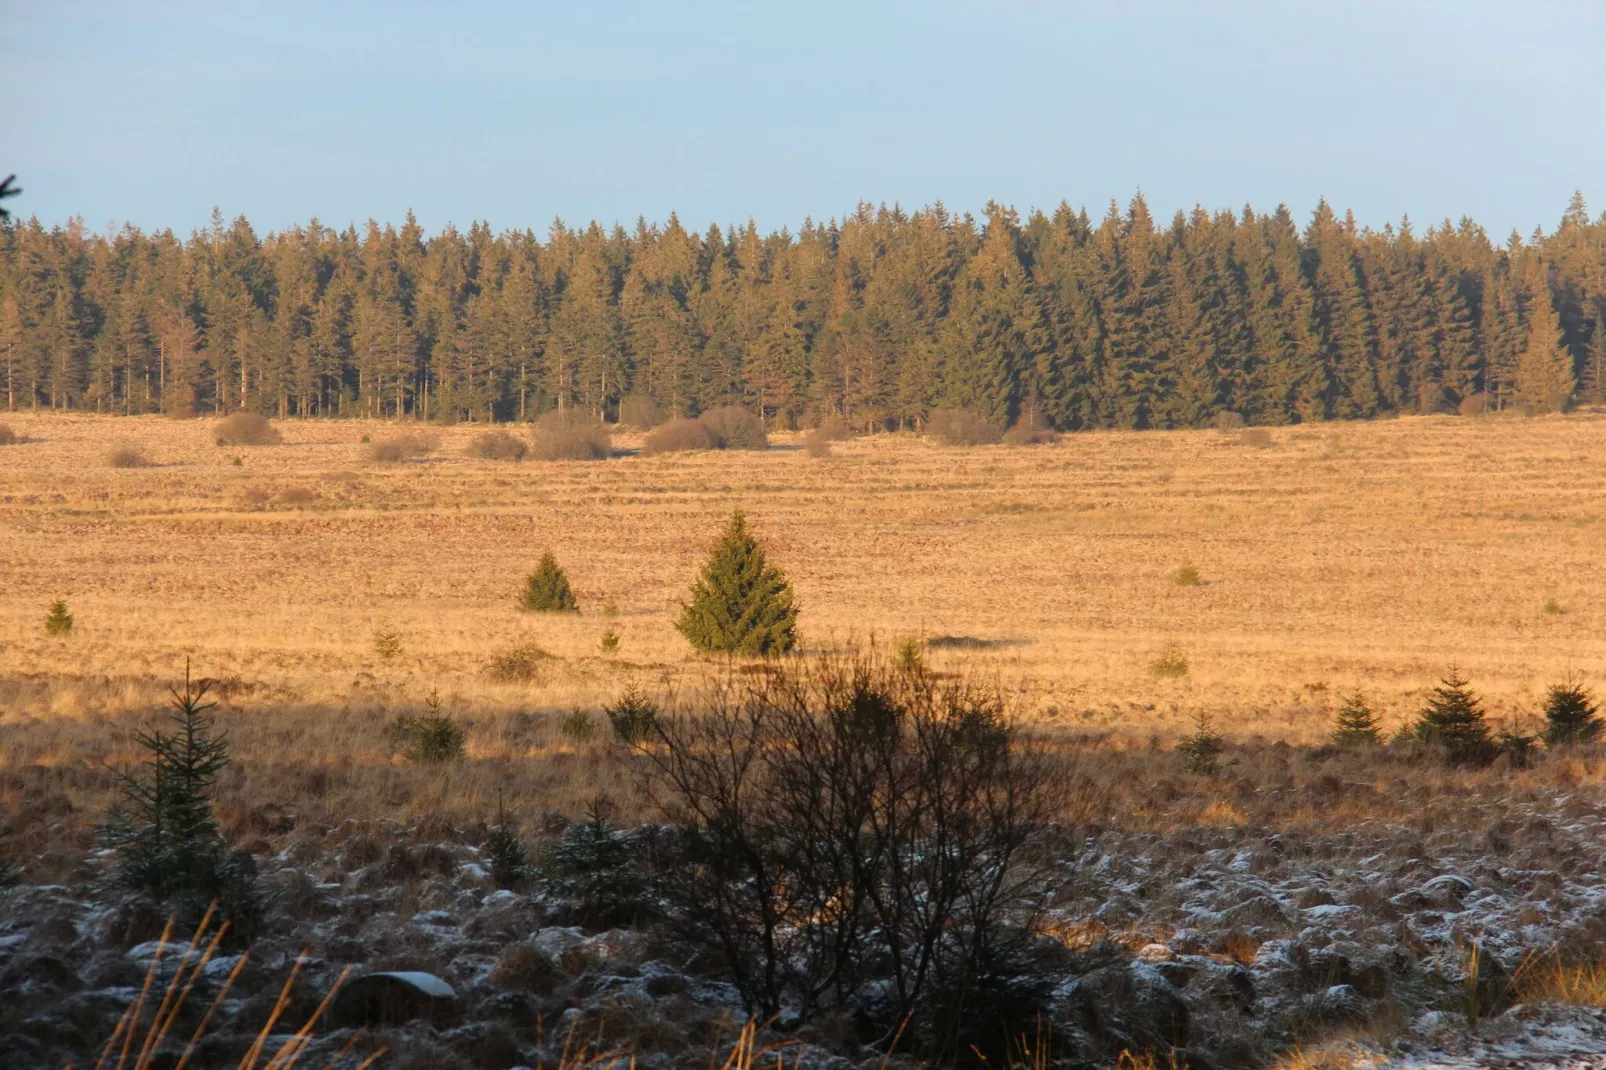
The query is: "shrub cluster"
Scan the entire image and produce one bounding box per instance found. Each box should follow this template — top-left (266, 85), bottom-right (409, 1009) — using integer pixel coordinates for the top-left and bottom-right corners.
top-left (618, 394), bottom-right (665, 429)
top-left (926, 407), bottom-right (1003, 446)
top-left (621, 657), bottom-right (1063, 1059)
top-left (214, 412), bottom-right (282, 446)
top-left (107, 444), bottom-right (151, 468)
top-left (643, 417), bottom-right (714, 454)
top-left (0, 422), bottom-right (22, 445)
top-left (529, 409), bottom-right (611, 460)
top-left (485, 642), bottom-right (553, 683)
top-left (1002, 412), bottom-right (1059, 445)
top-left (468, 429), bottom-right (529, 461)
top-left (368, 431), bottom-right (439, 463)
top-left (698, 405), bottom-right (768, 450)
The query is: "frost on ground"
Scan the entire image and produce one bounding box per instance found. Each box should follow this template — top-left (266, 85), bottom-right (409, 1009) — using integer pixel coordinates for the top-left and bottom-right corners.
top-left (5, 782), bottom-right (1606, 1068)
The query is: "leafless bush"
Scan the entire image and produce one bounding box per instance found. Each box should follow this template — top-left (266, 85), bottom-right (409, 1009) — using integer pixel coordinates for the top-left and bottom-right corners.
top-left (467, 429), bottom-right (528, 461)
top-left (1239, 428), bottom-right (1273, 448)
top-left (643, 418), bottom-right (714, 455)
top-left (529, 410), bottom-right (611, 461)
top-left (107, 444), bottom-right (152, 468)
top-left (815, 414), bottom-right (854, 441)
top-left (624, 656), bottom-right (1064, 1051)
top-left (485, 642), bottom-right (554, 683)
top-left (367, 431), bottom-right (439, 463)
top-left (240, 486), bottom-right (271, 506)
top-left (699, 405), bottom-right (769, 450)
top-left (1459, 393), bottom-right (1489, 417)
top-left (1213, 410), bottom-right (1245, 431)
top-left (0, 423), bottom-right (21, 445)
top-left (214, 412), bottom-right (282, 446)
top-left (803, 429), bottom-right (832, 458)
top-left (926, 407), bottom-right (1003, 446)
top-left (1003, 412), bottom-right (1058, 446)
top-left (619, 394), bottom-right (666, 429)
top-left (278, 485), bottom-right (319, 505)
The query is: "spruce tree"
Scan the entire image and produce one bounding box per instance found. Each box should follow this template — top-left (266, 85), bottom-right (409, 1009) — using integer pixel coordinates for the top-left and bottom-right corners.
top-left (1542, 676), bottom-right (1601, 746)
top-left (101, 661), bottom-right (259, 931)
top-left (1515, 273), bottom-right (1575, 414)
top-left (520, 550), bottom-right (580, 613)
top-left (676, 510), bottom-right (799, 655)
top-left (43, 598), bottom-right (73, 636)
top-left (1413, 668), bottom-right (1494, 764)
top-left (1332, 689), bottom-right (1382, 746)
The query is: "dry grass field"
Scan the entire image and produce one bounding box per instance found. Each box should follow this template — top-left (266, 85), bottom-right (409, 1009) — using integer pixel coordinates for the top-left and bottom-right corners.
top-left (3, 409), bottom-right (1606, 857)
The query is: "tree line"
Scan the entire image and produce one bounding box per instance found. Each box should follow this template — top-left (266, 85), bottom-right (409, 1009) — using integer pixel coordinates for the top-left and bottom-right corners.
top-left (1, 192), bottom-right (1602, 430)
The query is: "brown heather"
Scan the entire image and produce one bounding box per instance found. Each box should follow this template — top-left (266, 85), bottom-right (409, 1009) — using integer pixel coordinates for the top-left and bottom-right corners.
top-left (3, 410), bottom-right (1606, 858)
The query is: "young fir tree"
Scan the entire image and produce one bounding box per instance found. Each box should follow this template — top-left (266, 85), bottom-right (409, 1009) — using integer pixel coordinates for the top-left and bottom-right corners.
top-left (1332, 690), bottom-right (1382, 746)
top-left (675, 510), bottom-right (799, 655)
top-left (101, 661), bottom-right (259, 930)
top-left (485, 792), bottom-right (534, 890)
top-left (1514, 273), bottom-right (1575, 414)
top-left (1542, 676), bottom-right (1602, 746)
top-left (44, 598), bottom-right (73, 636)
top-left (520, 550), bottom-right (580, 613)
top-left (1179, 709), bottom-right (1224, 774)
top-left (1413, 668), bottom-right (1494, 764)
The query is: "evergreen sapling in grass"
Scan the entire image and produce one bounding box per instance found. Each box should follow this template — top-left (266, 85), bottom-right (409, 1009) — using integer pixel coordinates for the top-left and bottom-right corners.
top-left (485, 793), bottom-right (534, 890)
top-left (1332, 689), bottom-right (1382, 746)
top-left (1413, 668), bottom-right (1495, 765)
top-left (1179, 709), bottom-right (1224, 774)
top-left (676, 510), bottom-right (799, 655)
top-left (520, 550), bottom-right (580, 613)
top-left (44, 598), bottom-right (73, 636)
top-left (1543, 676), bottom-right (1601, 746)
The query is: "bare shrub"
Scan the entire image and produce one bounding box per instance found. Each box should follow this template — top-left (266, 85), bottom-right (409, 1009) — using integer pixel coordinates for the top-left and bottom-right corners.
top-left (485, 642), bottom-right (554, 683)
top-left (278, 485), bottom-right (319, 506)
top-left (1213, 410), bottom-right (1246, 431)
top-left (643, 417), bottom-right (714, 455)
top-left (529, 410), bottom-right (611, 461)
top-left (622, 656), bottom-right (1064, 1056)
top-left (618, 394), bottom-right (665, 429)
top-left (239, 486), bottom-right (271, 506)
top-left (699, 405), bottom-right (769, 450)
top-left (468, 429), bottom-right (528, 461)
top-left (367, 431), bottom-right (439, 463)
top-left (0, 423), bottom-right (22, 445)
top-left (107, 444), bottom-right (152, 468)
top-left (1459, 392), bottom-right (1489, 417)
top-left (214, 412), bottom-right (282, 446)
top-left (803, 429), bottom-right (832, 458)
top-left (926, 407), bottom-right (1003, 446)
top-left (816, 414), bottom-right (854, 441)
top-left (1002, 412), bottom-right (1058, 446)
top-left (1239, 428), bottom-right (1273, 448)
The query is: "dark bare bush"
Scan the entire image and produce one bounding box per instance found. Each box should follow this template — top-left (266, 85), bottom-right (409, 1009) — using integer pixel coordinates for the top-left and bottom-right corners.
top-left (643, 417), bottom-right (714, 455)
top-left (816, 414), bottom-right (854, 441)
top-left (699, 405), bottom-right (769, 450)
top-left (278, 485), bottom-right (319, 505)
top-left (485, 642), bottom-right (554, 683)
top-left (0, 423), bottom-right (22, 445)
top-left (468, 429), bottom-right (528, 461)
top-left (926, 407), bottom-right (1003, 446)
top-left (803, 429), bottom-right (832, 458)
top-left (1213, 410), bottom-right (1245, 431)
top-left (530, 409), bottom-right (611, 460)
top-left (619, 394), bottom-right (666, 429)
top-left (623, 656), bottom-right (1064, 1058)
top-left (240, 486), bottom-right (271, 506)
top-left (1003, 412), bottom-right (1058, 446)
top-left (214, 412), bottom-right (282, 446)
top-left (107, 444), bottom-right (152, 468)
top-left (367, 431), bottom-right (439, 463)
top-left (1459, 392), bottom-right (1490, 417)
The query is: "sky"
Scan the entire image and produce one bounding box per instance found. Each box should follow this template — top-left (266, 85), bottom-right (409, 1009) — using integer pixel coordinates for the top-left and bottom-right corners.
top-left (5, 1), bottom-right (1605, 240)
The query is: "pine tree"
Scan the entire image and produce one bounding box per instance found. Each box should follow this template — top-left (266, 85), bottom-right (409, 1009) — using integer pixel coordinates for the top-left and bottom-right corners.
top-left (101, 661), bottom-right (260, 931)
top-left (43, 598), bottom-right (73, 636)
top-left (1331, 690), bottom-right (1382, 746)
top-left (1542, 677), bottom-right (1601, 746)
top-left (676, 510), bottom-right (799, 655)
top-left (1413, 668), bottom-right (1494, 764)
top-left (1515, 269), bottom-right (1575, 414)
top-left (520, 550), bottom-right (580, 613)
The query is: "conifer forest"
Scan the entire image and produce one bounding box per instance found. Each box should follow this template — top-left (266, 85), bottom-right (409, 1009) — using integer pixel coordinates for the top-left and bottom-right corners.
top-left (3, 192), bottom-right (1603, 430)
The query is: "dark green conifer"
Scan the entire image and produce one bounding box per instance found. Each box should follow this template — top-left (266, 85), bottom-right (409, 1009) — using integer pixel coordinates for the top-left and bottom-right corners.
top-left (1542, 676), bottom-right (1601, 746)
top-left (1412, 668), bottom-right (1494, 764)
top-left (675, 510), bottom-right (798, 655)
top-left (485, 793), bottom-right (534, 890)
top-left (44, 599), bottom-right (73, 636)
top-left (520, 550), bottom-right (579, 613)
top-left (1332, 689), bottom-right (1382, 746)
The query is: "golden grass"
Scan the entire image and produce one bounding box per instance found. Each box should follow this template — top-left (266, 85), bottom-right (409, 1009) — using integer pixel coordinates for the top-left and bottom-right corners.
top-left (4, 409), bottom-right (1606, 842)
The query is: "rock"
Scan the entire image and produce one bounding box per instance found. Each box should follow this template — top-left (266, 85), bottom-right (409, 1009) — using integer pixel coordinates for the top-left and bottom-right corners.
top-left (1222, 895), bottom-right (1289, 932)
top-left (1136, 942), bottom-right (1173, 962)
top-left (331, 970), bottom-right (458, 1027)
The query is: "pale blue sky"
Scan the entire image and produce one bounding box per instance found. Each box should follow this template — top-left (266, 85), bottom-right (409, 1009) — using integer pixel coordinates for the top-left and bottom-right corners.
top-left (5, 1), bottom-right (1604, 238)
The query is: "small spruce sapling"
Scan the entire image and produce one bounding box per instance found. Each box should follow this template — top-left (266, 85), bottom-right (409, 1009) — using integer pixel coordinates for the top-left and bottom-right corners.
top-left (1332, 690), bottom-right (1382, 746)
top-left (394, 689), bottom-right (466, 763)
top-left (485, 793), bottom-right (534, 890)
top-left (1543, 676), bottom-right (1602, 746)
top-left (537, 798), bottom-right (655, 927)
top-left (520, 551), bottom-right (580, 613)
top-left (604, 685), bottom-right (658, 746)
top-left (1179, 710), bottom-right (1224, 774)
top-left (1413, 668), bottom-right (1494, 765)
top-left (44, 598), bottom-right (73, 636)
top-left (600, 628), bottom-right (620, 654)
top-left (676, 510), bottom-right (799, 655)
